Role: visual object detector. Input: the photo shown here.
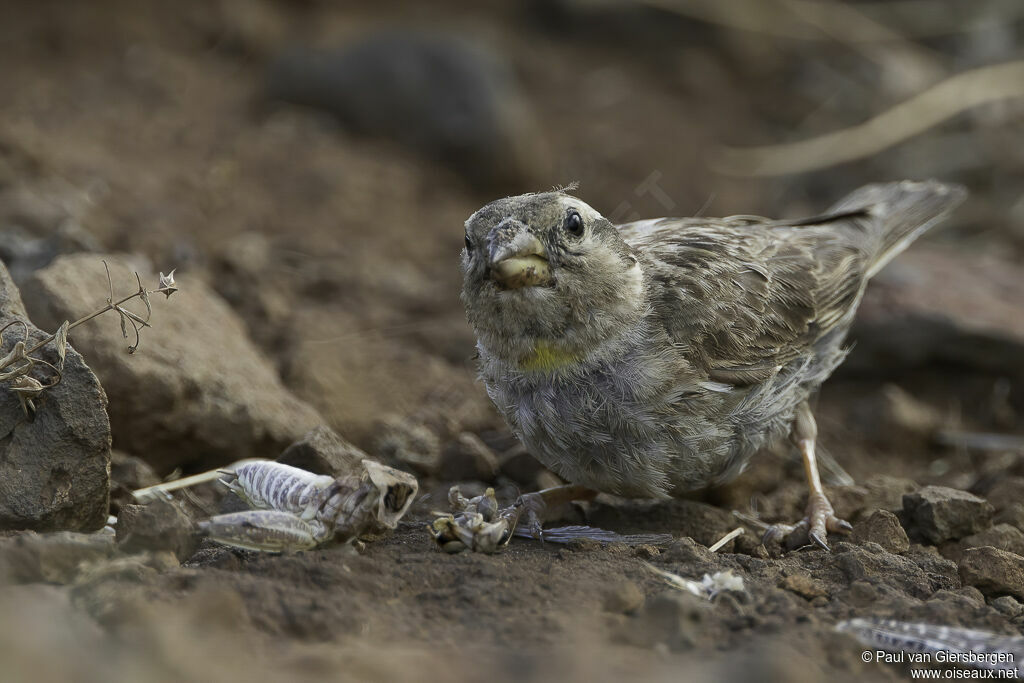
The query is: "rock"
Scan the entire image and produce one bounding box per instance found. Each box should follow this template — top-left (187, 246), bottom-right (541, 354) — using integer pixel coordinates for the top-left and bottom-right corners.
top-left (780, 573), bottom-right (828, 601)
top-left (109, 450), bottom-right (161, 515)
top-left (834, 543), bottom-right (951, 599)
top-left (110, 451), bottom-right (160, 491)
top-left (991, 595), bottom-right (1024, 618)
top-left (620, 591), bottom-right (710, 651)
top-left (863, 475), bottom-right (920, 514)
top-left (848, 246), bottom-right (1024, 378)
top-left (0, 180), bottom-right (103, 284)
top-left (21, 254), bottom-right (323, 473)
top-left (371, 415), bottom-right (441, 475)
top-left (904, 545), bottom-right (962, 592)
top-left (0, 261), bottom-right (111, 532)
top-left (902, 486), bottom-right (993, 544)
top-left (975, 477), bottom-right (1024, 530)
top-left (276, 424), bottom-right (367, 478)
top-left (961, 525), bottom-right (1024, 557)
top-left (603, 580), bottom-right (645, 614)
top-left (283, 308), bottom-right (494, 448)
top-left (439, 432), bottom-right (500, 481)
top-left (589, 499), bottom-right (736, 549)
top-left (497, 444), bottom-right (549, 485)
top-left (0, 531), bottom-right (116, 584)
top-left (266, 32), bottom-right (547, 191)
top-left (661, 537), bottom-right (716, 564)
top-left (115, 500), bottom-right (196, 562)
top-left (853, 385), bottom-right (941, 445)
top-left (851, 509), bottom-right (910, 553)
top-left (959, 546), bottom-right (1024, 600)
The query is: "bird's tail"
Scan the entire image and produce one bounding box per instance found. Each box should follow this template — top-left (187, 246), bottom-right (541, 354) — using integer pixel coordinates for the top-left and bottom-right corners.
top-left (826, 180), bottom-right (966, 279)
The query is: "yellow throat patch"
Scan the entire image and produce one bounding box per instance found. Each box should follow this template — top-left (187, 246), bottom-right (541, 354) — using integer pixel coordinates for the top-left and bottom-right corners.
top-left (518, 341), bottom-right (583, 373)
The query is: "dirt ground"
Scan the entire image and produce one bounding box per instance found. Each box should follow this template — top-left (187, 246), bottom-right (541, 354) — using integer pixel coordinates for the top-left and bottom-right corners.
top-left (1, 2), bottom-right (1024, 681)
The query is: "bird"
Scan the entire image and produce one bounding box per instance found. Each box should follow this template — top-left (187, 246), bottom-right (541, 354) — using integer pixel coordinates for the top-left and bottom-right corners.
top-left (458, 180), bottom-right (965, 550)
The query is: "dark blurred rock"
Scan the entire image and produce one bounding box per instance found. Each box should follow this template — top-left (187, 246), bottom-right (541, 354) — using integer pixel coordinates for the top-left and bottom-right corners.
top-left (208, 232), bottom-right (293, 350)
top-left (959, 546), bottom-right (1024, 600)
top-left (855, 384), bottom-right (942, 445)
top-left (620, 591), bottom-right (710, 651)
top-left (440, 432), bottom-right (500, 481)
top-left (902, 486), bottom-right (993, 544)
top-left (266, 31), bottom-right (547, 191)
top-left (0, 531), bottom-right (115, 584)
top-left (0, 182), bottom-right (103, 284)
top-left (498, 443), bottom-right (549, 485)
top-left (603, 580), bottom-right (644, 614)
top-left (991, 595), bottom-right (1024, 618)
top-left (961, 524), bottom-right (1024, 558)
top-left (848, 246), bottom-right (1024, 378)
top-left (851, 509), bottom-right (910, 553)
top-left (661, 536), bottom-right (718, 567)
top-left (590, 499), bottom-right (736, 548)
top-left (276, 424), bottom-right (366, 478)
top-left (371, 415), bottom-right (441, 475)
top-left (974, 477), bottom-right (1024, 531)
top-left (110, 451), bottom-right (160, 491)
top-left (109, 450), bottom-right (161, 516)
top-left (0, 261), bottom-right (111, 532)
top-left (21, 254), bottom-right (322, 474)
top-left (115, 500), bottom-right (195, 562)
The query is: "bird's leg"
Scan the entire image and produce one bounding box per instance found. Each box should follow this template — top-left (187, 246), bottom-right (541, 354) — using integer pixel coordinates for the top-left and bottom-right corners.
top-left (767, 402), bottom-right (852, 550)
top-left (511, 484), bottom-right (597, 540)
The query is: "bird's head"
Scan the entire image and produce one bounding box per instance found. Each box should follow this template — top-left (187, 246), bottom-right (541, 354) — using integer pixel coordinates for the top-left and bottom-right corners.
top-left (460, 190), bottom-right (646, 372)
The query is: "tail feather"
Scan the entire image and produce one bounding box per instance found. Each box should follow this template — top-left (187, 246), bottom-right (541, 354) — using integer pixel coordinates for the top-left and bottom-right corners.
top-left (826, 180), bottom-right (966, 278)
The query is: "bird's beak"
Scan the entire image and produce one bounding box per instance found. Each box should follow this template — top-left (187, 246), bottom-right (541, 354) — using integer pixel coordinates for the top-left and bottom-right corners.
top-left (489, 229), bottom-right (553, 289)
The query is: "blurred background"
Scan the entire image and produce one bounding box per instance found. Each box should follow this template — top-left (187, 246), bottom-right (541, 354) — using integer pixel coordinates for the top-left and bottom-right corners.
top-left (2, 0), bottom-right (1022, 452)
top-left (2, 1), bottom-right (1024, 681)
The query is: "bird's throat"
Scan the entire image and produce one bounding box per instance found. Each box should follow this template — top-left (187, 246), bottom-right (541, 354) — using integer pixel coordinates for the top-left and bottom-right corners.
top-left (518, 341), bottom-right (584, 373)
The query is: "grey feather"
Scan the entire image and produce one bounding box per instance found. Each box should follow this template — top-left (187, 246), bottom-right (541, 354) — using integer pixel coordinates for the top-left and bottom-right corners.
top-left (460, 181), bottom-right (964, 498)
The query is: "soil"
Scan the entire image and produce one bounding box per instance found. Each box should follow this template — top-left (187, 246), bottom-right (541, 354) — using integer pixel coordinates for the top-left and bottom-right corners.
top-left (1, 2), bottom-right (1024, 682)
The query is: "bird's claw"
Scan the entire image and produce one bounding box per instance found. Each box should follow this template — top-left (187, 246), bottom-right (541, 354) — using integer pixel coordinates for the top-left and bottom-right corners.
top-left (762, 493), bottom-right (850, 551)
top-left (514, 491), bottom-right (548, 542)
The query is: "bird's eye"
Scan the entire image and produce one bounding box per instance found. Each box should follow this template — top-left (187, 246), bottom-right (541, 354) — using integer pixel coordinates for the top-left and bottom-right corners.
top-left (565, 210), bottom-right (584, 237)
top-left (464, 234), bottom-right (472, 251)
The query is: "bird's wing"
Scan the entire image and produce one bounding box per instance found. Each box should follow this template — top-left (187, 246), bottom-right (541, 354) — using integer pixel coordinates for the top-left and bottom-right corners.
top-left (619, 215), bottom-right (869, 386)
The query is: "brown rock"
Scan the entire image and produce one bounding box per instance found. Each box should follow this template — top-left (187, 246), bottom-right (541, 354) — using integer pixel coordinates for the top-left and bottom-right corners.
top-left (961, 524), bottom-right (1024, 557)
top-left (0, 261), bottom-right (111, 532)
top-left (902, 486), bottom-right (993, 544)
top-left (780, 573), bottom-right (828, 600)
top-left (115, 500), bottom-right (196, 562)
top-left (959, 546), bottom-right (1024, 600)
top-left (850, 246), bottom-right (1024, 378)
top-left (276, 424), bottom-right (367, 478)
top-left (851, 509), bottom-right (910, 553)
top-left (603, 580), bottom-right (645, 614)
top-left (21, 254), bottom-right (322, 473)
top-left (440, 432), bottom-right (500, 481)
top-left (0, 531), bottom-right (116, 584)
top-left (371, 415), bottom-right (441, 475)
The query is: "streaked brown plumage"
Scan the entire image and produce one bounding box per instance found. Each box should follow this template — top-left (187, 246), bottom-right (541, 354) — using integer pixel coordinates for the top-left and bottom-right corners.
top-left (460, 180), bottom-right (965, 548)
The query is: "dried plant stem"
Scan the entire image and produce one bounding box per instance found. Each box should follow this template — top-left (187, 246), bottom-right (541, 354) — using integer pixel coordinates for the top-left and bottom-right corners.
top-left (713, 60), bottom-right (1024, 176)
top-left (25, 288), bottom-right (152, 357)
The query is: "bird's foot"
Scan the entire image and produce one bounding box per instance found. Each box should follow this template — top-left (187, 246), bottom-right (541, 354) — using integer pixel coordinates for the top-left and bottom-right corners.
top-left (763, 492), bottom-right (851, 551)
